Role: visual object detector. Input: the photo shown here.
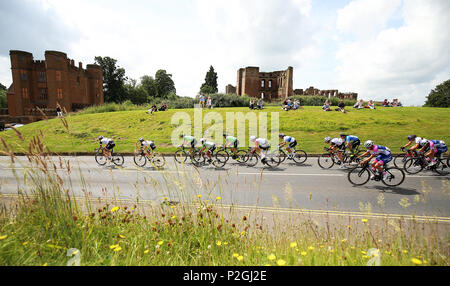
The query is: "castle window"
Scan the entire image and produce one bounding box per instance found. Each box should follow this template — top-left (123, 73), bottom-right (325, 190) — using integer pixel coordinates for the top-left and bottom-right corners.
top-left (261, 92), bottom-right (264, 99)
top-left (57, 88), bottom-right (63, 99)
top-left (77, 75), bottom-right (80, 86)
top-left (56, 71), bottom-right (62, 81)
top-left (38, 71), bottom-right (46, 82)
top-left (39, 89), bottom-right (48, 100)
top-left (268, 80), bottom-right (272, 88)
top-left (20, 70), bottom-right (27, 81)
top-left (261, 80), bottom-right (265, 88)
top-left (21, 88), bottom-right (29, 99)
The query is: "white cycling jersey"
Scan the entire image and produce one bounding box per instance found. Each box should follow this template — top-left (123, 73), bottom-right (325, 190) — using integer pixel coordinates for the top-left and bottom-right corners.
top-left (141, 140), bottom-right (154, 147)
top-left (330, 138), bottom-right (344, 146)
top-left (256, 138), bottom-right (270, 148)
top-left (283, 136), bottom-right (296, 143)
top-left (414, 137), bottom-right (424, 144)
top-left (203, 141), bottom-right (216, 149)
top-left (100, 138), bottom-right (113, 145)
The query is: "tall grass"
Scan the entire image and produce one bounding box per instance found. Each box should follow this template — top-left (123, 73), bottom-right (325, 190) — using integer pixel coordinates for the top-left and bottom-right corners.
top-left (0, 125), bottom-right (448, 266)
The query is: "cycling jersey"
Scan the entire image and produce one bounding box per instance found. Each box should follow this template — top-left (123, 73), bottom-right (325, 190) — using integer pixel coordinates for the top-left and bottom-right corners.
top-left (226, 136), bottom-right (239, 148)
top-left (414, 137), bottom-right (424, 144)
top-left (100, 138), bottom-right (113, 145)
top-left (256, 138), bottom-right (270, 149)
top-left (141, 140), bottom-right (156, 150)
top-left (283, 136), bottom-right (296, 143)
top-left (203, 141), bottom-right (216, 149)
top-left (184, 136), bottom-right (197, 148)
top-left (345, 135), bottom-right (359, 143)
top-left (371, 145), bottom-right (391, 156)
top-left (330, 138), bottom-right (344, 146)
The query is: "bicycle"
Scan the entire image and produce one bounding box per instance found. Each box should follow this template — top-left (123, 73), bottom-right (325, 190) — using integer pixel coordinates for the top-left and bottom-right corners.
top-left (347, 162), bottom-right (405, 187)
top-left (403, 152), bottom-right (449, 176)
top-left (191, 147), bottom-right (228, 168)
top-left (318, 147), bottom-right (362, 169)
top-left (393, 148), bottom-right (418, 169)
top-left (174, 146), bottom-right (199, 164)
top-left (278, 145), bottom-right (308, 165)
top-left (95, 147), bottom-right (124, 166)
top-left (215, 146), bottom-right (248, 164)
top-left (245, 147), bottom-right (281, 168)
top-left (133, 148), bottom-right (165, 168)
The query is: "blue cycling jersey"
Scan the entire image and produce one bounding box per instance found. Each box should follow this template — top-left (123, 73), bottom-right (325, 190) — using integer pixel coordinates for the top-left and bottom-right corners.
top-left (346, 135), bottom-right (359, 143)
top-left (283, 136), bottom-right (296, 143)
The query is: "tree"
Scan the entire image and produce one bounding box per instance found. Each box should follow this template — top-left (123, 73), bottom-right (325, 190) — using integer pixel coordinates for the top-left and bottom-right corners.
top-left (424, 79), bottom-right (450, 107)
top-left (0, 82), bottom-right (6, 91)
top-left (94, 56), bottom-right (128, 103)
top-left (155, 70), bottom-right (176, 98)
top-left (200, 65), bottom-right (218, 94)
top-left (140, 75), bottom-right (158, 98)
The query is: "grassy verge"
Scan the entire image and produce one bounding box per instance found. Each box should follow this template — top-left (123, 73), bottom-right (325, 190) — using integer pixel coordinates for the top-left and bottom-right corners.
top-left (0, 106), bottom-right (449, 155)
top-left (0, 134), bottom-right (448, 266)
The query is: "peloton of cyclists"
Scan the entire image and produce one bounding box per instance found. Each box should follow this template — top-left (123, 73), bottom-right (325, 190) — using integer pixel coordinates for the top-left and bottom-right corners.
top-left (401, 134), bottom-right (424, 153)
top-left (357, 140), bottom-right (392, 180)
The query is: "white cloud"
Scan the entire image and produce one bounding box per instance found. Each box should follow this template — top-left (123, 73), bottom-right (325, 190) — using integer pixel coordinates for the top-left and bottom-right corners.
top-left (334, 0), bottom-right (450, 106)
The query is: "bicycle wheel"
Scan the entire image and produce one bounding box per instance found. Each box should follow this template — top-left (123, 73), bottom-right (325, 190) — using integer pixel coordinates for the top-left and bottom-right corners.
top-left (213, 153), bottom-right (228, 168)
top-left (215, 149), bottom-right (230, 164)
top-left (112, 153), bottom-right (124, 166)
top-left (292, 149), bottom-right (308, 165)
top-left (265, 151), bottom-right (281, 168)
top-left (347, 166), bottom-right (370, 186)
top-left (382, 167), bottom-right (405, 186)
top-left (403, 157), bottom-right (423, 175)
top-left (434, 158), bottom-right (450, 176)
top-left (95, 152), bottom-right (107, 166)
top-left (278, 150), bottom-right (287, 163)
top-left (236, 150), bottom-right (249, 163)
top-left (318, 153), bottom-right (335, 169)
top-left (246, 153), bottom-right (259, 167)
top-left (191, 151), bottom-right (205, 167)
top-left (343, 151), bottom-right (362, 169)
top-left (133, 153), bottom-right (147, 167)
top-left (393, 154), bottom-right (407, 169)
top-left (151, 153), bottom-right (166, 168)
top-left (174, 149), bottom-right (188, 164)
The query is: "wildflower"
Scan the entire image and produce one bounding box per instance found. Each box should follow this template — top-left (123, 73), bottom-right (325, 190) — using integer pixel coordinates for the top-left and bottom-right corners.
top-left (361, 219), bottom-right (368, 223)
top-left (361, 251), bottom-right (367, 255)
top-left (109, 244), bottom-right (120, 249)
top-left (403, 250), bottom-right (408, 254)
top-left (268, 254), bottom-right (276, 261)
top-left (144, 249), bottom-right (150, 254)
top-left (42, 263), bottom-right (48, 266)
top-left (276, 259), bottom-right (286, 266)
top-left (216, 196), bottom-right (222, 201)
top-left (118, 234), bottom-right (126, 239)
top-left (240, 231), bottom-right (246, 236)
top-left (110, 206), bottom-right (120, 213)
top-left (301, 251), bottom-right (307, 256)
top-left (171, 215), bottom-right (177, 219)
top-left (157, 241), bottom-right (164, 246)
top-left (232, 253), bottom-right (239, 258)
top-left (290, 242), bottom-right (298, 248)
top-left (216, 241), bottom-right (222, 246)
top-left (0, 235), bottom-right (7, 240)
top-left (113, 246), bottom-right (122, 252)
top-left (341, 239), bottom-right (347, 243)
top-left (163, 197), bottom-right (168, 201)
top-left (308, 246), bottom-right (315, 251)
top-left (237, 256), bottom-right (244, 262)
top-left (23, 241), bottom-right (29, 246)
top-left (197, 194), bottom-right (202, 199)
top-left (347, 225), bottom-right (351, 229)
top-left (223, 242), bottom-right (228, 245)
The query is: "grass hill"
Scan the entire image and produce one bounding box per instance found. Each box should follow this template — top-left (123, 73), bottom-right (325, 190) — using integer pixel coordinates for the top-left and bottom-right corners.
top-left (1, 106), bottom-right (449, 155)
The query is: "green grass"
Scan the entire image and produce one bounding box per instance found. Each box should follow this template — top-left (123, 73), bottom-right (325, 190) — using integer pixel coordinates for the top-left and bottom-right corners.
top-left (1, 106), bottom-right (449, 154)
top-left (0, 147), bottom-right (447, 266)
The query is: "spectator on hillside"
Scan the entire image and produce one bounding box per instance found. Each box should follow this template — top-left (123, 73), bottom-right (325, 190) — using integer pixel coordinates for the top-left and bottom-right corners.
top-left (322, 99), bottom-right (332, 111)
top-left (365, 100), bottom-right (375, 109)
top-left (199, 94), bottom-right (205, 108)
top-left (397, 100), bottom-right (403, 107)
top-left (206, 96), bottom-right (212, 109)
top-left (335, 99), bottom-right (346, 113)
top-left (249, 99), bottom-right (255, 110)
top-left (257, 98), bottom-right (263, 110)
top-left (159, 102), bottom-right (168, 111)
top-left (293, 99), bottom-right (301, 110)
top-left (147, 104), bottom-right (157, 114)
top-left (353, 99), bottom-right (364, 109)
top-left (382, 99), bottom-right (391, 107)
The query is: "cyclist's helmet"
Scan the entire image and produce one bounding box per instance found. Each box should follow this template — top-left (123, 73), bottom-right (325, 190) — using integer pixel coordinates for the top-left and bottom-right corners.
top-left (364, 140), bottom-right (374, 149)
top-left (407, 134), bottom-right (416, 141)
top-left (179, 134), bottom-right (185, 139)
top-left (200, 138), bottom-right (206, 144)
top-left (279, 133), bottom-right (285, 138)
top-left (139, 137), bottom-right (144, 142)
top-left (324, 137), bottom-right (331, 143)
top-left (222, 133), bottom-right (227, 137)
top-left (340, 132), bottom-right (347, 137)
top-left (249, 136), bottom-right (256, 142)
top-left (420, 138), bottom-right (428, 146)
top-left (98, 136), bottom-right (104, 141)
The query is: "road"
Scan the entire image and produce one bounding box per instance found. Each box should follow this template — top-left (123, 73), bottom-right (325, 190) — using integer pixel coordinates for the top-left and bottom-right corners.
top-left (0, 155), bottom-right (449, 220)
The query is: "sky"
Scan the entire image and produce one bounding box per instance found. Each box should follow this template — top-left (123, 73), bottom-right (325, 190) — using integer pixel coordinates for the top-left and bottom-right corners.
top-left (0, 0), bottom-right (449, 106)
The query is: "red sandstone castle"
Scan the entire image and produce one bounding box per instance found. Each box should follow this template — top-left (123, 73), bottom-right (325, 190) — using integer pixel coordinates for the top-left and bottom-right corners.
top-left (5, 50), bottom-right (103, 123)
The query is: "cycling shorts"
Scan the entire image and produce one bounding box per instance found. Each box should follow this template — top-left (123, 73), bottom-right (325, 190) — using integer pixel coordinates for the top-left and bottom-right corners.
top-left (375, 154), bottom-right (392, 165)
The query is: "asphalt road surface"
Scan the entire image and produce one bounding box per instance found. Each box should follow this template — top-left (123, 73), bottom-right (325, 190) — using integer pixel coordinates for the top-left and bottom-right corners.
top-left (0, 155), bottom-right (449, 220)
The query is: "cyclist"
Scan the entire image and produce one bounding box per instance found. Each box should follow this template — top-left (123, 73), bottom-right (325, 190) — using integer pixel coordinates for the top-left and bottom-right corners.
top-left (138, 137), bottom-right (156, 156)
top-left (249, 135), bottom-right (270, 165)
top-left (340, 133), bottom-right (360, 154)
top-left (279, 133), bottom-right (297, 159)
top-left (401, 134), bottom-right (424, 152)
top-left (199, 138), bottom-right (216, 163)
top-left (179, 134), bottom-right (197, 156)
top-left (358, 140), bottom-right (392, 180)
top-left (98, 136), bottom-right (115, 163)
top-left (223, 133), bottom-right (239, 159)
top-left (324, 136), bottom-right (345, 168)
top-left (419, 138), bottom-right (447, 166)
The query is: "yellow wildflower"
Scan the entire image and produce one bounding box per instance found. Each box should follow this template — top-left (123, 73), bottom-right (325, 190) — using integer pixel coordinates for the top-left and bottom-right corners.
top-left (118, 234), bottom-right (126, 239)
top-left (109, 244), bottom-right (120, 249)
top-left (113, 246), bottom-right (122, 252)
top-left (0, 235), bottom-right (7, 240)
top-left (341, 239), bottom-right (347, 243)
top-left (23, 241), bottom-right (29, 246)
top-left (301, 251), bottom-right (307, 256)
top-left (42, 263), bottom-right (48, 266)
top-left (268, 254), bottom-right (276, 261)
top-left (403, 250), bottom-right (409, 254)
top-left (216, 196), bottom-right (222, 201)
top-left (240, 231), bottom-right (246, 236)
top-left (223, 242), bottom-right (228, 245)
top-left (361, 219), bottom-right (368, 223)
top-left (290, 242), bottom-right (297, 248)
top-left (237, 256), bottom-right (244, 262)
top-left (308, 246), bottom-right (315, 251)
top-left (232, 253), bottom-right (239, 258)
top-left (216, 241), bottom-right (222, 246)
top-left (411, 258), bottom-right (422, 265)
top-left (197, 194), bottom-right (202, 198)
top-left (110, 206), bottom-right (120, 213)
top-left (157, 240), bottom-right (164, 246)
top-left (163, 197), bottom-right (168, 201)
top-left (144, 249), bottom-right (150, 254)
top-left (171, 215), bottom-right (177, 219)
top-left (276, 259), bottom-right (286, 266)
top-left (361, 251), bottom-right (367, 255)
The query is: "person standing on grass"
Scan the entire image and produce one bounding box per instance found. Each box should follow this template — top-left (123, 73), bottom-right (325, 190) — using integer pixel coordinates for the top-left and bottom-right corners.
top-left (206, 96), bottom-right (212, 109)
top-left (56, 106), bottom-right (63, 117)
top-left (199, 94), bottom-right (205, 108)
